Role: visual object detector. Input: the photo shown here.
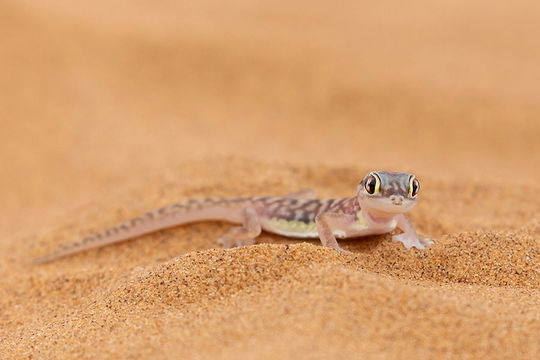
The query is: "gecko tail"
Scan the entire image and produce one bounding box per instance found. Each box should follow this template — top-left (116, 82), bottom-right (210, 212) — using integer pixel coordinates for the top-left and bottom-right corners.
top-left (31, 197), bottom-right (251, 264)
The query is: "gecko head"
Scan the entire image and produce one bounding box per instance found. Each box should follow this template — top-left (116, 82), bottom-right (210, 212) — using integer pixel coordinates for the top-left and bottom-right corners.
top-left (357, 171), bottom-right (420, 214)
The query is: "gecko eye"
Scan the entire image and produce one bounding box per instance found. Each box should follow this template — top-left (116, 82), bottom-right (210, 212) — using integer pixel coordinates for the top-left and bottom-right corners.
top-left (409, 177), bottom-right (420, 197)
top-left (364, 175), bottom-right (380, 195)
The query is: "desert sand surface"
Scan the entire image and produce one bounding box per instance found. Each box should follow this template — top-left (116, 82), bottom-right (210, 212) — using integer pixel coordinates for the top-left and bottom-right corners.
top-left (0, 1), bottom-right (539, 359)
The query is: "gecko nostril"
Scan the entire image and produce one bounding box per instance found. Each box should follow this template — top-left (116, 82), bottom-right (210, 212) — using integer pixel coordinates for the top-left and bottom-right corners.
top-left (390, 195), bottom-right (403, 205)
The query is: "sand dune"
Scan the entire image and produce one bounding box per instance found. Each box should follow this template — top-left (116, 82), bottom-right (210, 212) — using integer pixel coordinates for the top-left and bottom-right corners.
top-left (0, 1), bottom-right (539, 359)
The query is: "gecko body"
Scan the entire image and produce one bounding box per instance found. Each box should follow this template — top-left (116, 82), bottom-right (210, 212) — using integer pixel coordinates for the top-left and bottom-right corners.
top-left (33, 171), bottom-right (432, 263)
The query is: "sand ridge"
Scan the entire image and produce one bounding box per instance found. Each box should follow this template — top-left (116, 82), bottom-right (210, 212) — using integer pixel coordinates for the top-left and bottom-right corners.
top-left (1, 161), bottom-right (539, 359)
top-left (4, 243), bottom-right (540, 359)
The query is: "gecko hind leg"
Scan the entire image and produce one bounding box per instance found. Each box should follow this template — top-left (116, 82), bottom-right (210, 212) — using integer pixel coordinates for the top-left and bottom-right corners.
top-left (315, 212), bottom-right (356, 253)
top-left (218, 207), bottom-right (262, 248)
top-left (285, 189), bottom-right (317, 199)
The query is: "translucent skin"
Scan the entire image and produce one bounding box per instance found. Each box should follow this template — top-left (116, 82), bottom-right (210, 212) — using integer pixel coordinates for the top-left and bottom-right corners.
top-left (33, 172), bottom-right (432, 264)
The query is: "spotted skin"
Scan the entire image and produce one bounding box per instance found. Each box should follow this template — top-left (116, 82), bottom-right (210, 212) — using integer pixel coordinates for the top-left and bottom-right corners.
top-left (33, 172), bottom-right (432, 264)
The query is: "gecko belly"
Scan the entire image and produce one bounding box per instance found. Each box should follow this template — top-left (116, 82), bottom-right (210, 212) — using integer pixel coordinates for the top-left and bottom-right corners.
top-left (262, 219), bottom-right (349, 239)
top-left (262, 219), bottom-right (319, 238)
top-left (262, 215), bottom-right (398, 239)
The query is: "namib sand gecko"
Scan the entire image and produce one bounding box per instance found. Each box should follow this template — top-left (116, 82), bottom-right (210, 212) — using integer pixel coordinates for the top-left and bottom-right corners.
top-left (34, 171), bottom-right (432, 264)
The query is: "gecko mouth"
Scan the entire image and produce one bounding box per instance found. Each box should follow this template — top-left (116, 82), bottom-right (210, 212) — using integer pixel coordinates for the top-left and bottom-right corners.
top-left (360, 196), bottom-right (416, 214)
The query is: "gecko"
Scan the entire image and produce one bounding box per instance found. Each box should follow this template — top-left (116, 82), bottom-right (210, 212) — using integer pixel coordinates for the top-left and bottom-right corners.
top-left (33, 171), bottom-right (432, 264)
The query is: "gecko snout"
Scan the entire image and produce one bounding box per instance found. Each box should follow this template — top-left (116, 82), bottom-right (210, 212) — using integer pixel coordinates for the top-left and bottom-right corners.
top-left (390, 195), bottom-right (403, 205)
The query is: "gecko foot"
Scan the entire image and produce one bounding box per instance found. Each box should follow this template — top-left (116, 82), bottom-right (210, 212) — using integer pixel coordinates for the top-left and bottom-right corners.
top-left (218, 236), bottom-right (257, 249)
top-left (335, 246), bottom-right (352, 253)
top-left (218, 225), bottom-right (259, 249)
top-left (392, 233), bottom-right (429, 249)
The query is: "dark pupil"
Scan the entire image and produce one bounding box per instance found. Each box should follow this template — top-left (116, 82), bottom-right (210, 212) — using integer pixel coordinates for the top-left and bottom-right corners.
top-left (366, 177), bottom-right (376, 194)
top-left (412, 180), bottom-right (419, 195)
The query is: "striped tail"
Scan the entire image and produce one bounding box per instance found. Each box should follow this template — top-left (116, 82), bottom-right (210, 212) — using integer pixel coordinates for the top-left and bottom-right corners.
top-left (32, 197), bottom-right (251, 264)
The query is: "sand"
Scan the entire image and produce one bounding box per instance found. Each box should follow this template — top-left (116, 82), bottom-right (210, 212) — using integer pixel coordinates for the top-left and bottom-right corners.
top-left (1, 1), bottom-right (539, 359)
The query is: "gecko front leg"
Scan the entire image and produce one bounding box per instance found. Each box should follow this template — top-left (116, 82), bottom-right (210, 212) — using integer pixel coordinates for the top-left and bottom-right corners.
top-left (392, 214), bottom-right (432, 249)
top-left (218, 207), bottom-right (262, 248)
top-left (315, 212), bottom-right (356, 252)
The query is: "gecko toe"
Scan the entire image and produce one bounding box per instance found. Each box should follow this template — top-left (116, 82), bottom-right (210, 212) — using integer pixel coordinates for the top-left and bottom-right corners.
top-left (218, 236), bottom-right (256, 249)
top-left (392, 234), bottom-right (427, 250)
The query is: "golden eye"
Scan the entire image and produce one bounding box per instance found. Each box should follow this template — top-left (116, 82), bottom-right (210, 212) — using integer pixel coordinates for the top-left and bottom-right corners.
top-left (409, 177), bottom-right (420, 197)
top-left (365, 174), bottom-right (380, 195)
